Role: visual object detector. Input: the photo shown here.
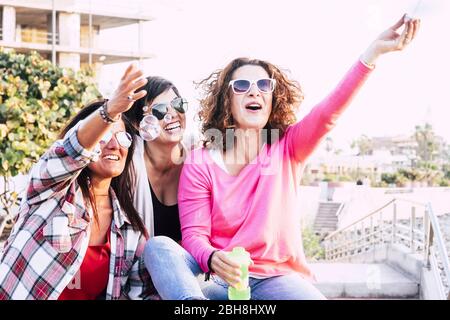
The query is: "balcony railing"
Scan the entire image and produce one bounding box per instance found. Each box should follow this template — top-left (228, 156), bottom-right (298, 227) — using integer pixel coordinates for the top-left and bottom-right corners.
top-left (0, 27), bottom-right (59, 45)
top-left (20, 29), bottom-right (59, 45)
top-left (324, 198), bottom-right (450, 299)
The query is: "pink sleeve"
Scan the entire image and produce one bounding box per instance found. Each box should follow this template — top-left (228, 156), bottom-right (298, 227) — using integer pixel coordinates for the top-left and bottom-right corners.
top-left (178, 152), bottom-right (216, 272)
top-left (287, 60), bottom-right (373, 162)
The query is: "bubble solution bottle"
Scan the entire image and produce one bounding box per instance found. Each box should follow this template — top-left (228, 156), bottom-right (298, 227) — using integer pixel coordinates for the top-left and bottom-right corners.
top-left (227, 247), bottom-right (251, 300)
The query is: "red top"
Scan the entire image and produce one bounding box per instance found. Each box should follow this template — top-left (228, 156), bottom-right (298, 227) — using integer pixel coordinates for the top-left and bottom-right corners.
top-left (58, 229), bottom-right (111, 300)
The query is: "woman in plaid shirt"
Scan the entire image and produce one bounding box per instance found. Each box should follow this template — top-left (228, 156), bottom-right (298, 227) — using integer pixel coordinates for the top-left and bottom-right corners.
top-left (0, 64), bottom-right (157, 300)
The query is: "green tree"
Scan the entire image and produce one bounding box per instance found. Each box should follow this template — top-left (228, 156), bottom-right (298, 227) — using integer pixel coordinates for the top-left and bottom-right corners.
top-left (351, 134), bottom-right (373, 156)
top-left (302, 227), bottom-right (325, 261)
top-left (414, 123), bottom-right (439, 163)
top-left (0, 49), bottom-right (100, 230)
top-left (381, 172), bottom-right (397, 185)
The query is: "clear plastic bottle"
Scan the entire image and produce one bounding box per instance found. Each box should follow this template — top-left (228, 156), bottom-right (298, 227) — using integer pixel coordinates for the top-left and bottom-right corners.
top-left (227, 247), bottom-right (251, 300)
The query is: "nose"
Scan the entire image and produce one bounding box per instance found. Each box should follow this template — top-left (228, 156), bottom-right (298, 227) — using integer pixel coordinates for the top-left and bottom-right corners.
top-left (105, 134), bottom-right (120, 150)
top-left (163, 105), bottom-right (179, 123)
top-left (168, 105), bottom-right (178, 117)
top-left (248, 82), bottom-right (260, 96)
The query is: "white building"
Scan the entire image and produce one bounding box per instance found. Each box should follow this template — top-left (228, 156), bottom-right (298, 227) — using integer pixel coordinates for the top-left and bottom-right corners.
top-left (0, 0), bottom-right (154, 71)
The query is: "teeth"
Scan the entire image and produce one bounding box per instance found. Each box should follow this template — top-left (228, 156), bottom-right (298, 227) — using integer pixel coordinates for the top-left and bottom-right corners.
top-left (165, 121), bottom-right (181, 130)
top-left (104, 155), bottom-right (119, 160)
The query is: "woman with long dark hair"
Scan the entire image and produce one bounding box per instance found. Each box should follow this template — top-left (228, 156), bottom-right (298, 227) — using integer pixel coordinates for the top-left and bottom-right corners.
top-left (124, 77), bottom-right (188, 243)
top-left (0, 65), bottom-right (155, 300)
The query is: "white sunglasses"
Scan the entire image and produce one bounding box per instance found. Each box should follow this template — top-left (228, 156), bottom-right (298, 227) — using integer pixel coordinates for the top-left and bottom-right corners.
top-left (228, 78), bottom-right (276, 94)
top-left (99, 130), bottom-right (132, 149)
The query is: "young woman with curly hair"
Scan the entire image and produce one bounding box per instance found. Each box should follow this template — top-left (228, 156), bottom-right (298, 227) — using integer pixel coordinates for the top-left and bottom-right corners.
top-left (144, 14), bottom-right (420, 300)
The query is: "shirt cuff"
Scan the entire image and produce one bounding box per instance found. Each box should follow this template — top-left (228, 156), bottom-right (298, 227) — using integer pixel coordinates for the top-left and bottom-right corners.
top-left (359, 57), bottom-right (376, 70)
top-left (63, 120), bottom-right (101, 163)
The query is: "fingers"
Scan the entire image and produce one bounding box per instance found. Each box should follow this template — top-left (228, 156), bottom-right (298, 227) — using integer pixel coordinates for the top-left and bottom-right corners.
top-left (390, 13), bottom-right (406, 31)
top-left (410, 18), bottom-right (421, 41)
top-left (117, 67), bottom-right (148, 105)
top-left (403, 20), bottom-right (414, 45)
top-left (126, 76), bottom-right (148, 93)
top-left (210, 251), bottom-right (242, 286)
top-left (398, 18), bottom-right (420, 50)
top-left (396, 22), bottom-right (408, 48)
top-left (121, 63), bottom-right (136, 81)
top-left (131, 89), bottom-right (147, 101)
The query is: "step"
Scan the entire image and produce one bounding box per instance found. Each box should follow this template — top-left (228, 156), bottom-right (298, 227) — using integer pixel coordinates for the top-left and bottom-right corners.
top-left (313, 224), bottom-right (337, 229)
top-left (314, 217), bottom-right (338, 222)
top-left (309, 263), bottom-right (419, 299)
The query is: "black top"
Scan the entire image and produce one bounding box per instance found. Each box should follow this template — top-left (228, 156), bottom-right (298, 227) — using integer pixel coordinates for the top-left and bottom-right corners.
top-left (149, 181), bottom-right (182, 242)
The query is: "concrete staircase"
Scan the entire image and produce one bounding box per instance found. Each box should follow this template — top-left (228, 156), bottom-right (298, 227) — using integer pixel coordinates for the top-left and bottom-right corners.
top-left (310, 262), bottom-right (419, 299)
top-left (313, 202), bottom-right (341, 235)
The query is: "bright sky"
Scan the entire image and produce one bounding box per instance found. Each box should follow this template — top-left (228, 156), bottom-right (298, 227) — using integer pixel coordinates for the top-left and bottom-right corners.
top-left (98, 0), bottom-right (450, 153)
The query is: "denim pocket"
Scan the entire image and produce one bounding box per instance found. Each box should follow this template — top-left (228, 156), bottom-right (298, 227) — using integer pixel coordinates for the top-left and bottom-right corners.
top-left (211, 275), bottom-right (228, 289)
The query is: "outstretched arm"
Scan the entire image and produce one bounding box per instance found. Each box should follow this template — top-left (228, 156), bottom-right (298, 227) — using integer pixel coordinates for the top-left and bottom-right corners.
top-left (27, 64), bottom-right (148, 205)
top-left (288, 14), bottom-right (421, 163)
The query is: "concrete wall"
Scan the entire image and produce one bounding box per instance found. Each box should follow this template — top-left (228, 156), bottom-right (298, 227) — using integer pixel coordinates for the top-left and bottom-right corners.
top-left (57, 12), bottom-right (80, 69)
top-left (1, 5), bottom-right (15, 42)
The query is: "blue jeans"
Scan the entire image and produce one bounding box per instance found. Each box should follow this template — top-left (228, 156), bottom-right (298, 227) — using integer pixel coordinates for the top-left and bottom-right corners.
top-left (144, 236), bottom-right (326, 300)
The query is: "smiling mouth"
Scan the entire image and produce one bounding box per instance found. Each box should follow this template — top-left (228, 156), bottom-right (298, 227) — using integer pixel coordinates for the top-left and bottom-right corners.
top-left (164, 121), bottom-right (182, 132)
top-left (103, 154), bottom-right (120, 161)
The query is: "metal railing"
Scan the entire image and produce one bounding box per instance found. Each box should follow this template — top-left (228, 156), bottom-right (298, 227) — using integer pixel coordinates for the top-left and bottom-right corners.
top-left (323, 198), bottom-right (450, 299)
top-left (20, 29), bottom-right (60, 45)
top-left (0, 28), bottom-right (58, 44)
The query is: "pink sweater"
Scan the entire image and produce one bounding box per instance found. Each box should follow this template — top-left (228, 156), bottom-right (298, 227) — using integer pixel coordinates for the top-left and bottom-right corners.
top-left (178, 60), bottom-right (373, 279)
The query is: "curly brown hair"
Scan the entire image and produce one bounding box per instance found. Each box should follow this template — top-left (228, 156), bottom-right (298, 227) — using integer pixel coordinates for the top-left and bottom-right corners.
top-left (197, 57), bottom-right (304, 150)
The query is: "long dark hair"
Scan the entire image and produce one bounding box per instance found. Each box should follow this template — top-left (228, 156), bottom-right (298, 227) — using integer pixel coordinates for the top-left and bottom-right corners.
top-left (59, 100), bottom-right (148, 238)
top-left (124, 76), bottom-right (181, 127)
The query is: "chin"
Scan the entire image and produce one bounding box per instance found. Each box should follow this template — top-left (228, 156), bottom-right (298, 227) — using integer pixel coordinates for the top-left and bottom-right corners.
top-left (239, 123), bottom-right (267, 130)
top-left (162, 132), bottom-right (184, 144)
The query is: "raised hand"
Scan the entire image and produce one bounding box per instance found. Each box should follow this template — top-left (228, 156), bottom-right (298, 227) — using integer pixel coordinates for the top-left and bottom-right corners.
top-left (107, 63), bottom-right (148, 118)
top-left (374, 14), bottom-right (420, 53)
top-left (361, 14), bottom-right (421, 66)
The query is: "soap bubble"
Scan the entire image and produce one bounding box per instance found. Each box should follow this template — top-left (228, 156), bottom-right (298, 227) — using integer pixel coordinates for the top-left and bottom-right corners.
top-left (139, 114), bottom-right (161, 141)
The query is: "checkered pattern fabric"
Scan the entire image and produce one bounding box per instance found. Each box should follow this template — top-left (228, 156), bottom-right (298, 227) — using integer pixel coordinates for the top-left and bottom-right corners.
top-left (0, 123), bottom-right (156, 300)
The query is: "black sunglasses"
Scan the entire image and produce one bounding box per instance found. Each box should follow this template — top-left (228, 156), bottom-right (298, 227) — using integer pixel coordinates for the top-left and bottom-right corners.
top-left (150, 97), bottom-right (188, 120)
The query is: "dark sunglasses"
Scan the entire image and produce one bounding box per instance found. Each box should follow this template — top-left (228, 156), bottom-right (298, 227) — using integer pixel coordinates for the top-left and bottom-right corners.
top-left (228, 78), bottom-right (276, 94)
top-left (149, 97), bottom-right (188, 120)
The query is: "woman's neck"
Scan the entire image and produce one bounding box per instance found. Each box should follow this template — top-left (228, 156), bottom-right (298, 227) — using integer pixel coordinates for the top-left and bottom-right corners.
top-left (227, 128), bottom-right (264, 164)
top-left (90, 176), bottom-right (112, 196)
top-left (144, 141), bottom-right (183, 173)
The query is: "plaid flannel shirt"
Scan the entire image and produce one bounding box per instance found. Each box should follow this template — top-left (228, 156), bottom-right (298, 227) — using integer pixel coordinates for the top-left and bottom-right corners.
top-left (0, 123), bottom-right (157, 300)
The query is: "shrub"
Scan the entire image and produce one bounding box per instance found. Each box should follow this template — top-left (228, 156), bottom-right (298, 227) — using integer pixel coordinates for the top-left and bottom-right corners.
top-left (0, 49), bottom-right (100, 219)
top-left (302, 227), bottom-right (325, 261)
